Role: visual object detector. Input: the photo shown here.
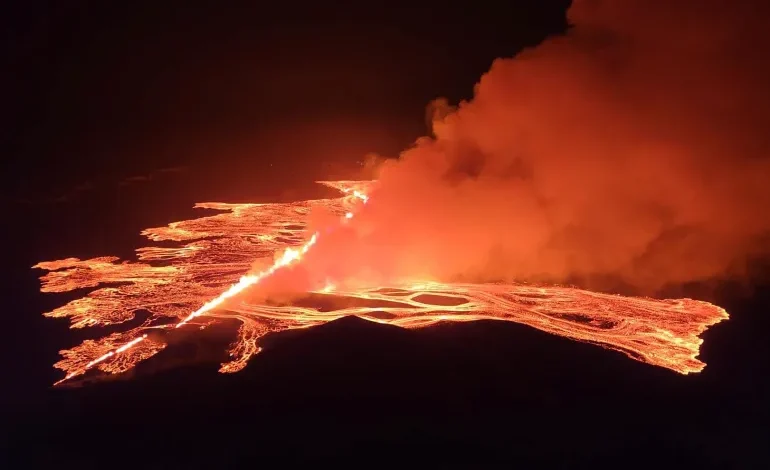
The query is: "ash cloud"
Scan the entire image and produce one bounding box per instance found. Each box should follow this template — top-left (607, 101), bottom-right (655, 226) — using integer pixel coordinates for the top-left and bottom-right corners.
top-left (306, 0), bottom-right (770, 293)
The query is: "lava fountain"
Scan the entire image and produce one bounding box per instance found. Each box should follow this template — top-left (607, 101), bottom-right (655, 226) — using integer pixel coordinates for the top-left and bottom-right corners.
top-left (35, 181), bottom-right (728, 385)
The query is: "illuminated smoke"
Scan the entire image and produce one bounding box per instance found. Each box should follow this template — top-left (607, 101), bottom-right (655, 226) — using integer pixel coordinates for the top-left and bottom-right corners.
top-left (306, 0), bottom-right (770, 292)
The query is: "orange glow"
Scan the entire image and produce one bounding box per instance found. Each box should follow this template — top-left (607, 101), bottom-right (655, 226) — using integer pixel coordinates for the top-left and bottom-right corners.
top-left (35, 181), bottom-right (728, 384)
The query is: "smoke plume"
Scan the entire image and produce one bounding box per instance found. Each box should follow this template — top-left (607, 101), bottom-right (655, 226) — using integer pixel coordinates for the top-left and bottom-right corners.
top-left (305, 0), bottom-right (770, 293)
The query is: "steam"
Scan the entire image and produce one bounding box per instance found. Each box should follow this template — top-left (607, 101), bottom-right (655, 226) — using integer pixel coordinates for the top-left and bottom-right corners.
top-left (304, 0), bottom-right (770, 293)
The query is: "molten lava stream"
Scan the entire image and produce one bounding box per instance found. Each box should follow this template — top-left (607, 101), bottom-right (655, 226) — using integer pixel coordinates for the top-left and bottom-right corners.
top-left (35, 180), bottom-right (728, 384)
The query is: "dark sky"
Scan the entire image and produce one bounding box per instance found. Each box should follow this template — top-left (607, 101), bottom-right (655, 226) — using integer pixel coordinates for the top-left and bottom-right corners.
top-left (3, 1), bottom-right (570, 202)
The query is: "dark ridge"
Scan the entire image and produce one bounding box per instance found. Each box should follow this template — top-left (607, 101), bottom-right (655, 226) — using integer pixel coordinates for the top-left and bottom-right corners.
top-left (548, 312), bottom-right (594, 324)
top-left (411, 293), bottom-right (470, 306)
top-left (591, 319), bottom-right (617, 329)
top-left (370, 288), bottom-right (413, 296)
top-left (289, 293), bottom-right (416, 312)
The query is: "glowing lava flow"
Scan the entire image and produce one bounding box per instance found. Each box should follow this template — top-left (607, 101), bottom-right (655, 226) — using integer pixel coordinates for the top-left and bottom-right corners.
top-left (35, 181), bottom-right (728, 384)
top-left (174, 188), bottom-right (368, 329)
top-left (176, 231), bottom-right (318, 329)
top-left (53, 235), bottom-right (318, 384)
top-left (45, 185), bottom-right (368, 384)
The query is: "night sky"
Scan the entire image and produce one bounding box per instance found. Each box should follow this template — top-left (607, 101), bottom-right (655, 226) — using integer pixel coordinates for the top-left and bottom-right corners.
top-left (4, 1), bottom-right (569, 202)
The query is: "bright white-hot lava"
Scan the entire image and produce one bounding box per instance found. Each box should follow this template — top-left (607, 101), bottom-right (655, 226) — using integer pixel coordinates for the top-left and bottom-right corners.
top-left (35, 181), bottom-right (727, 385)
